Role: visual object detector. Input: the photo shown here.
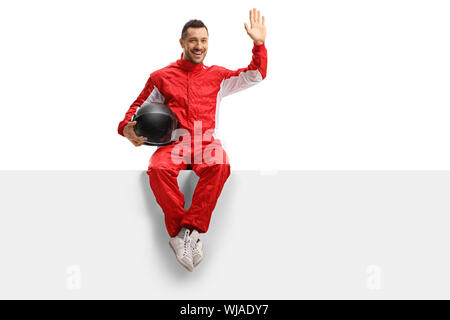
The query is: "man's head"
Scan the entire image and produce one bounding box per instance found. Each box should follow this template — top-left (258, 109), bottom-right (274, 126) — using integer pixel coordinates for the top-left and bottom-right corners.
top-left (179, 19), bottom-right (209, 64)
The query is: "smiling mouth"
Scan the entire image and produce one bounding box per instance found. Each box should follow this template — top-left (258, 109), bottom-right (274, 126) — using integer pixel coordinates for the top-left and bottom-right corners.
top-left (192, 51), bottom-right (203, 57)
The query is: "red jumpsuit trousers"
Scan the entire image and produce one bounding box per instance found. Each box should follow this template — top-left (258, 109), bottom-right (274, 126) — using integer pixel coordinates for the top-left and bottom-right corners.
top-left (147, 136), bottom-right (231, 238)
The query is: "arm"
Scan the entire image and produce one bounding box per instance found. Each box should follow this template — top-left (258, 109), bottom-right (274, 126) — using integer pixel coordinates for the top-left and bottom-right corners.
top-left (220, 8), bottom-right (267, 97)
top-left (117, 75), bottom-right (155, 137)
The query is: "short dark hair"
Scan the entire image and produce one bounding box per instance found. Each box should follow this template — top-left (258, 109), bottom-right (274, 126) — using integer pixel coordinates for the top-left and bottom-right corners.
top-left (181, 19), bottom-right (209, 40)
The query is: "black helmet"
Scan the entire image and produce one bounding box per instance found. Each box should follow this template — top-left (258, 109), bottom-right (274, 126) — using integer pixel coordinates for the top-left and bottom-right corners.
top-left (132, 102), bottom-right (179, 146)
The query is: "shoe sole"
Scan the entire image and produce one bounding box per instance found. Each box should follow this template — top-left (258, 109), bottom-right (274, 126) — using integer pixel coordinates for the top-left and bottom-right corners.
top-left (169, 241), bottom-right (194, 272)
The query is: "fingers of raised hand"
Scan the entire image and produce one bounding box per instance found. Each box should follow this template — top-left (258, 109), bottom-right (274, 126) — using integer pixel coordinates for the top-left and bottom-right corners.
top-left (249, 8), bottom-right (257, 27)
top-left (249, 8), bottom-right (264, 27)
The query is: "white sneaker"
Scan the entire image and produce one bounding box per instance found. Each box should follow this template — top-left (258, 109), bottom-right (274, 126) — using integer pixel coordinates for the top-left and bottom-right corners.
top-left (190, 230), bottom-right (204, 267)
top-left (169, 228), bottom-right (194, 272)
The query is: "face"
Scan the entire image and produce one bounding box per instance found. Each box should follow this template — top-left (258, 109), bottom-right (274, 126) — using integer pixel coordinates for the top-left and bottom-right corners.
top-left (179, 27), bottom-right (209, 64)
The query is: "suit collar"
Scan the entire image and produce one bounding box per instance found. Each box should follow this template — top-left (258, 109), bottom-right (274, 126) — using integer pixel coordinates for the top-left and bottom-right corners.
top-left (176, 52), bottom-right (205, 72)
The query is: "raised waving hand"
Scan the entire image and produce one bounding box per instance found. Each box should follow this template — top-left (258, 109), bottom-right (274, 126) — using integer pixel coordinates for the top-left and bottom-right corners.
top-left (244, 8), bottom-right (266, 44)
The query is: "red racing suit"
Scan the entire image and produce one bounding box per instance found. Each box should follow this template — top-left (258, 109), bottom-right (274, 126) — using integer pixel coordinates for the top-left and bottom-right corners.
top-left (118, 42), bottom-right (267, 237)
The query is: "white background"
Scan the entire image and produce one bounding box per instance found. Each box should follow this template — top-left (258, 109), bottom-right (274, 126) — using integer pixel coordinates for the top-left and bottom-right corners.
top-left (0, 0), bottom-right (449, 170)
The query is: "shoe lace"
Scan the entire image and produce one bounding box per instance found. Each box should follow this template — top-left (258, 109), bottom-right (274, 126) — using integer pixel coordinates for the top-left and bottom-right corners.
top-left (192, 240), bottom-right (200, 254)
top-left (182, 230), bottom-right (191, 257)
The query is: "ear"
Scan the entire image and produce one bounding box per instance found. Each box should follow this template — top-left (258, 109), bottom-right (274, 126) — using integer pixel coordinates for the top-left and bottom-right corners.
top-left (179, 38), bottom-right (184, 48)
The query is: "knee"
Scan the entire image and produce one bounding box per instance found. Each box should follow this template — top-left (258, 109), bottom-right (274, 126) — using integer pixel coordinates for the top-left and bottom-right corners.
top-left (146, 165), bottom-right (163, 178)
top-left (222, 163), bottom-right (231, 178)
top-left (147, 165), bottom-right (164, 175)
top-left (195, 162), bottom-right (231, 178)
top-left (208, 162), bottom-right (230, 172)
top-left (147, 164), bottom-right (179, 180)
top-left (220, 162), bottom-right (231, 173)
top-left (147, 157), bottom-right (168, 174)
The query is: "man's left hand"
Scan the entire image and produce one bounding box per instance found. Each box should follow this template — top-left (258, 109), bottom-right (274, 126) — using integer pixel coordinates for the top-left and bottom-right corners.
top-left (244, 8), bottom-right (266, 45)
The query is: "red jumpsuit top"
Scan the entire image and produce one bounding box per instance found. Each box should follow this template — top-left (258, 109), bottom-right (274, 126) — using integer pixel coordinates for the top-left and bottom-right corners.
top-left (118, 42), bottom-right (267, 140)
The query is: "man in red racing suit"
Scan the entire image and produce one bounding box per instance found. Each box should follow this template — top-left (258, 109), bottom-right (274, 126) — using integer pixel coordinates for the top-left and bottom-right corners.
top-left (118, 8), bottom-right (267, 271)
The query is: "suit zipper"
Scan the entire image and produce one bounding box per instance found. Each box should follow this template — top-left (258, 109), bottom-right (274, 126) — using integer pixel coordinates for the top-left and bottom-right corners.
top-left (186, 71), bottom-right (190, 120)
